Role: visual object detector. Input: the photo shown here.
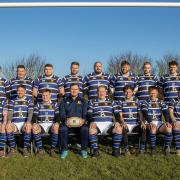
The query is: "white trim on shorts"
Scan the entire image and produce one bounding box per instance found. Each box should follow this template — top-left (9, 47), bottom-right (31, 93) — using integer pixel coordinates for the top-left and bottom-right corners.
top-left (94, 122), bottom-right (113, 135)
top-left (39, 122), bottom-right (53, 133)
top-left (13, 122), bottom-right (25, 132)
top-left (151, 121), bottom-right (163, 131)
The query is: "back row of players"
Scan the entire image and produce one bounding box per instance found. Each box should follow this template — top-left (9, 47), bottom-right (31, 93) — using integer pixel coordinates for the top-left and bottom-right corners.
top-left (0, 60), bottom-right (180, 158)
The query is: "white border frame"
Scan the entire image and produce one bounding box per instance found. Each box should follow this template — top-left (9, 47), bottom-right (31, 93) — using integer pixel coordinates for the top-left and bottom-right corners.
top-left (0, 2), bottom-right (180, 8)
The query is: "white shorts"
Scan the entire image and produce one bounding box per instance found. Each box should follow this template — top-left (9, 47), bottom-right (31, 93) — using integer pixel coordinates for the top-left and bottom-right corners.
top-left (95, 122), bottom-right (113, 135)
top-left (39, 122), bottom-right (53, 133)
top-left (13, 122), bottom-right (25, 132)
top-left (126, 124), bottom-right (138, 133)
top-left (151, 121), bottom-right (163, 130)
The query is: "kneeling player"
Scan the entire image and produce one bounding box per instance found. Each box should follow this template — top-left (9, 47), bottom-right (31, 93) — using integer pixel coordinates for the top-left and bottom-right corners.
top-left (141, 86), bottom-right (172, 156)
top-left (169, 89), bottom-right (180, 156)
top-left (32, 89), bottom-right (60, 156)
top-left (119, 86), bottom-right (145, 155)
top-left (88, 85), bottom-right (122, 157)
top-left (0, 99), bottom-right (8, 157)
top-left (6, 85), bottom-right (33, 157)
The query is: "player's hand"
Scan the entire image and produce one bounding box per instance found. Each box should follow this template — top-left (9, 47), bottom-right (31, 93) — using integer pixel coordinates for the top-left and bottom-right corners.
top-left (165, 122), bottom-right (172, 128)
top-left (141, 123), bottom-right (146, 130)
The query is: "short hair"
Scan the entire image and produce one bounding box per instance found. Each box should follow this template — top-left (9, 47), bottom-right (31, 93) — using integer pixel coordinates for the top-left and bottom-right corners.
top-left (121, 60), bottom-right (130, 67)
top-left (148, 86), bottom-right (159, 93)
top-left (17, 84), bottom-right (26, 90)
top-left (41, 89), bottom-right (51, 94)
top-left (94, 61), bottom-right (102, 68)
top-left (17, 65), bottom-right (26, 70)
top-left (71, 61), bottom-right (79, 67)
top-left (70, 83), bottom-right (79, 89)
top-left (97, 85), bottom-right (107, 92)
top-left (143, 61), bottom-right (151, 67)
top-left (123, 85), bottom-right (134, 92)
top-left (45, 64), bottom-right (53, 68)
top-left (169, 60), bottom-right (178, 67)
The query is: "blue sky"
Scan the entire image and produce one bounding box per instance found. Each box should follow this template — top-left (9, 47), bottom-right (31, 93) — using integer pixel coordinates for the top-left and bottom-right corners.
top-left (0, 0), bottom-right (180, 77)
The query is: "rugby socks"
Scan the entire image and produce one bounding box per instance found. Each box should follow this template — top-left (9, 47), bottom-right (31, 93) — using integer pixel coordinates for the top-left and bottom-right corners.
top-left (33, 134), bottom-right (42, 149)
top-left (149, 133), bottom-right (156, 149)
top-left (164, 132), bottom-right (172, 148)
top-left (0, 133), bottom-right (6, 150)
top-left (173, 130), bottom-right (180, 150)
top-left (112, 133), bottom-right (122, 149)
top-left (139, 130), bottom-right (146, 151)
top-left (7, 133), bottom-right (16, 149)
top-left (24, 133), bottom-right (31, 149)
top-left (89, 134), bottom-right (98, 149)
top-left (51, 133), bottom-right (58, 148)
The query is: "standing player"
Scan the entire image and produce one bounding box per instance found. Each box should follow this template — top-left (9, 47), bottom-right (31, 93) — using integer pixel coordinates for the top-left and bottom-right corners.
top-left (159, 61), bottom-right (180, 103)
top-left (9, 65), bottom-right (33, 100)
top-left (33, 64), bottom-right (64, 103)
top-left (119, 86), bottom-right (146, 155)
top-left (0, 98), bottom-right (8, 157)
top-left (136, 62), bottom-right (159, 102)
top-left (84, 61), bottom-right (111, 100)
top-left (141, 86), bottom-right (172, 156)
top-left (88, 85), bottom-right (123, 157)
top-left (111, 61), bottom-right (137, 101)
top-left (6, 85), bottom-right (33, 157)
top-left (62, 61), bottom-right (84, 98)
top-left (32, 89), bottom-right (60, 156)
top-left (168, 90), bottom-right (180, 156)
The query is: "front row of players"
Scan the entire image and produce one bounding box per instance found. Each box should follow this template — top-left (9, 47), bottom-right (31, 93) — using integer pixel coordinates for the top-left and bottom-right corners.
top-left (0, 84), bottom-right (180, 158)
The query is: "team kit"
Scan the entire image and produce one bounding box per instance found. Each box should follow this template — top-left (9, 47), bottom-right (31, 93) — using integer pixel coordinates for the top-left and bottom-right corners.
top-left (0, 60), bottom-right (180, 159)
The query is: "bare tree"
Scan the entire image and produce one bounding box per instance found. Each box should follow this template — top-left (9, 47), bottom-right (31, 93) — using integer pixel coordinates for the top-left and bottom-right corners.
top-left (156, 53), bottom-right (180, 77)
top-left (107, 52), bottom-right (153, 75)
top-left (2, 54), bottom-right (46, 80)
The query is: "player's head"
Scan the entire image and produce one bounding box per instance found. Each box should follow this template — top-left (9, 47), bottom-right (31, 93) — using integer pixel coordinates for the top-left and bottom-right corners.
top-left (71, 61), bottom-right (79, 75)
top-left (123, 85), bottom-right (134, 100)
top-left (44, 64), bottom-right (53, 77)
top-left (94, 61), bottom-right (102, 74)
top-left (70, 83), bottom-right (80, 97)
top-left (143, 62), bottom-right (152, 75)
top-left (169, 60), bottom-right (178, 75)
top-left (17, 84), bottom-right (26, 98)
top-left (149, 86), bottom-right (159, 100)
top-left (17, 65), bottom-right (26, 79)
top-left (97, 85), bottom-right (107, 100)
top-left (42, 89), bottom-right (51, 103)
top-left (121, 60), bottom-right (130, 74)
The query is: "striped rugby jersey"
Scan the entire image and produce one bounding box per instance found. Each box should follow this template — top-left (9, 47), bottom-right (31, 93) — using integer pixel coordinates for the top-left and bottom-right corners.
top-left (136, 74), bottom-right (159, 101)
top-left (0, 100), bottom-right (8, 122)
top-left (119, 98), bottom-right (140, 124)
top-left (33, 101), bottom-right (59, 123)
top-left (9, 76), bottom-right (33, 100)
top-left (169, 98), bottom-right (180, 122)
top-left (8, 97), bottom-right (34, 123)
top-left (111, 72), bottom-right (138, 101)
top-left (0, 77), bottom-right (10, 101)
top-left (33, 75), bottom-right (63, 102)
top-left (159, 74), bottom-right (180, 102)
top-left (88, 98), bottom-right (119, 122)
top-left (62, 74), bottom-right (84, 98)
top-left (84, 72), bottom-right (111, 100)
top-left (141, 99), bottom-right (167, 123)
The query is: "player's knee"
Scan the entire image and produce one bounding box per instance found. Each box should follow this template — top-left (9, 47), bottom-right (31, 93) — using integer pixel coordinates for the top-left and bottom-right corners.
top-left (0, 124), bottom-right (6, 133)
top-left (112, 123), bottom-right (122, 134)
top-left (89, 123), bottom-right (97, 135)
top-left (6, 123), bottom-right (14, 133)
top-left (52, 123), bottom-right (59, 134)
top-left (24, 122), bottom-right (32, 133)
top-left (32, 124), bottom-right (41, 134)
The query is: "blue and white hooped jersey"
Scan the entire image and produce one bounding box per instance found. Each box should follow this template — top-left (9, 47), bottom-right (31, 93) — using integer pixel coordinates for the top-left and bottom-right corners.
top-left (8, 97), bottom-right (34, 123)
top-left (62, 74), bottom-right (84, 98)
top-left (169, 98), bottom-right (180, 122)
top-left (136, 74), bottom-right (159, 101)
top-left (111, 72), bottom-right (138, 101)
top-left (141, 99), bottom-right (167, 122)
top-left (0, 100), bottom-right (8, 122)
top-left (0, 77), bottom-right (10, 101)
top-left (119, 98), bottom-right (140, 125)
top-left (33, 101), bottom-right (59, 123)
top-left (9, 77), bottom-right (33, 100)
top-left (83, 72), bottom-right (111, 100)
top-left (159, 74), bottom-right (180, 102)
top-left (88, 98), bottom-right (119, 123)
top-left (33, 75), bottom-right (63, 102)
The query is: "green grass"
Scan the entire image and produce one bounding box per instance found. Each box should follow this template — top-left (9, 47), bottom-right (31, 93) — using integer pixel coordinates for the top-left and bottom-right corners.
top-left (0, 145), bottom-right (179, 180)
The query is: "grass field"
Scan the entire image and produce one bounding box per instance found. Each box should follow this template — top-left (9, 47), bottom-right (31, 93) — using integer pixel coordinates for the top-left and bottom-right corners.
top-left (0, 142), bottom-right (179, 180)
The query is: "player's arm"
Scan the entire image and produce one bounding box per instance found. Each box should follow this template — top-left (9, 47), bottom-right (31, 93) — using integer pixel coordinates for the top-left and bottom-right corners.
top-left (27, 101), bottom-right (34, 122)
top-left (59, 99), bottom-right (67, 124)
top-left (82, 100), bottom-right (88, 124)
